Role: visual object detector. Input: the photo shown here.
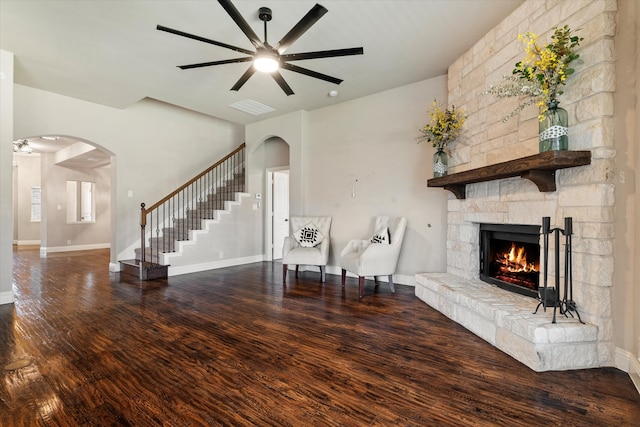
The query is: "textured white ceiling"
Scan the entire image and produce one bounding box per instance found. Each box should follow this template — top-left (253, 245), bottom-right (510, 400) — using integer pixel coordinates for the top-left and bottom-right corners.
top-left (1, 0), bottom-right (523, 127)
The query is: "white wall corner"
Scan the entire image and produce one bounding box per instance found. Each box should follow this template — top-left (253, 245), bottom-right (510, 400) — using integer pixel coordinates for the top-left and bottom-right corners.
top-left (109, 262), bottom-right (121, 272)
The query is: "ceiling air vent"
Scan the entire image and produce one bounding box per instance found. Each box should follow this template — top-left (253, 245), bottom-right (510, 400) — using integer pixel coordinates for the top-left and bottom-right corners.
top-left (228, 99), bottom-right (276, 116)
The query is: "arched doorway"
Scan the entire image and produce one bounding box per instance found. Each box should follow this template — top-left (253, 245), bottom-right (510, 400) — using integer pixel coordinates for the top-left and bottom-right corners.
top-left (249, 136), bottom-right (290, 261)
top-left (12, 135), bottom-right (113, 257)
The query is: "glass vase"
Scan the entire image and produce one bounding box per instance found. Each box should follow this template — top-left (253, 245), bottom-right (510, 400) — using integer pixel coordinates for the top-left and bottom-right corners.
top-left (539, 101), bottom-right (568, 152)
top-left (433, 148), bottom-right (448, 177)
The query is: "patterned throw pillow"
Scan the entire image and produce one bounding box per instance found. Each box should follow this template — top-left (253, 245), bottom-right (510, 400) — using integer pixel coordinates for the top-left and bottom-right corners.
top-left (370, 227), bottom-right (391, 244)
top-left (294, 223), bottom-right (325, 248)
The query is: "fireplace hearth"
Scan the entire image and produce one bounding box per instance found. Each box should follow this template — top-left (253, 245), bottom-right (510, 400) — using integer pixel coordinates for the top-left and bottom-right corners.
top-left (479, 223), bottom-right (541, 298)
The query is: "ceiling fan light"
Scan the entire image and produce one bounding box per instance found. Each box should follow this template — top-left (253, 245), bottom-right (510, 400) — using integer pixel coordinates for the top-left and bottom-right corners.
top-left (253, 55), bottom-right (279, 73)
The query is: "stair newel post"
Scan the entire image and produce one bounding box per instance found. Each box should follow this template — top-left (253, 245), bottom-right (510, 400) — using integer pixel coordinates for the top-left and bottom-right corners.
top-left (140, 203), bottom-right (147, 271)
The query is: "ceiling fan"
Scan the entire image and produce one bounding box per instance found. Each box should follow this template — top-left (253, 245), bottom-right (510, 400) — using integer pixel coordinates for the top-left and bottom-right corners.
top-left (157, 0), bottom-right (364, 96)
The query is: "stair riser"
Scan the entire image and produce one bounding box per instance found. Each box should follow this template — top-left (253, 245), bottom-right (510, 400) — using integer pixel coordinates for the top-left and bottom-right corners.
top-left (119, 259), bottom-right (169, 280)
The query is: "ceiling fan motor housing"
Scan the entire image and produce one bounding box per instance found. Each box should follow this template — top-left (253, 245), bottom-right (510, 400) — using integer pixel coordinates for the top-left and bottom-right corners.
top-left (258, 7), bottom-right (272, 22)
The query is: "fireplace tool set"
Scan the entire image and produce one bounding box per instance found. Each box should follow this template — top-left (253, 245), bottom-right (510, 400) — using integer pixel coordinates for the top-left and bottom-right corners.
top-left (534, 216), bottom-right (584, 324)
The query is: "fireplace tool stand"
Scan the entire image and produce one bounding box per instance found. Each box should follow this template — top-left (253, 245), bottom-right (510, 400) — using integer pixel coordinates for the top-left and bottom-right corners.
top-left (533, 216), bottom-right (584, 324)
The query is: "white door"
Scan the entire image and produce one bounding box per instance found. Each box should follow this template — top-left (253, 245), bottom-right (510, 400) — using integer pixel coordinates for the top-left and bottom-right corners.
top-left (272, 171), bottom-right (289, 260)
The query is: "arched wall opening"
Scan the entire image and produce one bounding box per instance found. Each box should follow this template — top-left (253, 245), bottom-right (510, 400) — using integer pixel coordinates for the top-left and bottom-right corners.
top-left (11, 134), bottom-right (115, 259)
top-left (248, 136), bottom-right (290, 260)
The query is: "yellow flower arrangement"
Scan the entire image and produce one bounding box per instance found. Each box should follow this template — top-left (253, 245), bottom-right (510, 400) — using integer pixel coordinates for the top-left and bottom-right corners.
top-left (417, 100), bottom-right (466, 150)
top-left (485, 25), bottom-right (583, 121)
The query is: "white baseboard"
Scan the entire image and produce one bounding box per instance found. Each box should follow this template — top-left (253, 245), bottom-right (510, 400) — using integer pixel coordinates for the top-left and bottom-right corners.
top-left (169, 255), bottom-right (265, 277)
top-left (323, 265), bottom-right (415, 287)
top-left (615, 347), bottom-right (632, 372)
top-left (109, 262), bottom-right (121, 272)
top-left (41, 243), bottom-right (110, 256)
top-left (614, 347), bottom-right (640, 396)
top-left (629, 352), bottom-right (640, 395)
top-left (15, 240), bottom-right (41, 245)
top-left (0, 290), bottom-right (15, 305)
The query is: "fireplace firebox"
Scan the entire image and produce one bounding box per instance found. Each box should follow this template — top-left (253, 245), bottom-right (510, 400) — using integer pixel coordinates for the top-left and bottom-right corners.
top-left (479, 223), bottom-right (541, 298)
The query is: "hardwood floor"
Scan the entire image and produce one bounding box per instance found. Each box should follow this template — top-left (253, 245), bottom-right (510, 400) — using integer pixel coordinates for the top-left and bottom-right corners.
top-left (2, 246), bottom-right (639, 426)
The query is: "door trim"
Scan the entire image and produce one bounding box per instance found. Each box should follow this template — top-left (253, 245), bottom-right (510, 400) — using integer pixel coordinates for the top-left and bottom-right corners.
top-left (265, 166), bottom-right (289, 261)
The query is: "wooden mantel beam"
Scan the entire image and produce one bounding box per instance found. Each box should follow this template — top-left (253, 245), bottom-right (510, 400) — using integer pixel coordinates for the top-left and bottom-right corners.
top-left (427, 150), bottom-right (592, 199)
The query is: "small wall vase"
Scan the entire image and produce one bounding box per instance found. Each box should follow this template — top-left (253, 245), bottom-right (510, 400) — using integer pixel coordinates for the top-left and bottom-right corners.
top-left (433, 148), bottom-right (448, 177)
top-left (539, 100), bottom-right (568, 152)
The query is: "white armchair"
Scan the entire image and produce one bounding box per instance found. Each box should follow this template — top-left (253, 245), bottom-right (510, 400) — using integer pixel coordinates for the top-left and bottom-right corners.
top-left (340, 216), bottom-right (407, 298)
top-left (282, 216), bottom-right (332, 282)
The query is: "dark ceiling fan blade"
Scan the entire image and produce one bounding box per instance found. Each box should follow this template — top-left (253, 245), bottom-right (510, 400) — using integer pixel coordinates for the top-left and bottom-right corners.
top-left (157, 25), bottom-right (254, 55)
top-left (281, 47), bottom-right (364, 61)
top-left (178, 57), bottom-right (254, 70)
top-left (218, 0), bottom-right (264, 50)
top-left (230, 66), bottom-right (257, 91)
top-left (273, 3), bottom-right (328, 54)
top-left (271, 72), bottom-right (295, 96)
top-left (281, 62), bottom-right (343, 85)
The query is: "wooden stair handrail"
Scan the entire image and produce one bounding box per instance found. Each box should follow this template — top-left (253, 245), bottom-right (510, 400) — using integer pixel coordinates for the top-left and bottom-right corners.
top-left (140, 143), bottom-right (245, 227)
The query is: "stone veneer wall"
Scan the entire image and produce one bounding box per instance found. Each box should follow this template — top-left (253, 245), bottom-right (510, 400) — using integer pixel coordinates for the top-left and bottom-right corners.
top-left (444, 0), bottom-right (617, 367)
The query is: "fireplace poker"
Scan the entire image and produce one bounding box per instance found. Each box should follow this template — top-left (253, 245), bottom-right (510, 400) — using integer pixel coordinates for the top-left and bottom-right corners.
top-left (534, 217), bottom-right (554, 316)
top-left (563, 217), bottom-right (584, 324)
top-left (552, 221), bottom-right (561, 323)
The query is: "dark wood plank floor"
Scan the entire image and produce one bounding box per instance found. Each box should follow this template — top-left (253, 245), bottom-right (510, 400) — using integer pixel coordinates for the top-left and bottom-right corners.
top-left (2, 246), bottom-right (639, 426)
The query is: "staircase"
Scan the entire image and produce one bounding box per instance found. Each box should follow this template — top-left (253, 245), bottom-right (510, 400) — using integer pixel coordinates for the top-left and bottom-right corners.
top-left (119, 144), bottom-right (246, 280)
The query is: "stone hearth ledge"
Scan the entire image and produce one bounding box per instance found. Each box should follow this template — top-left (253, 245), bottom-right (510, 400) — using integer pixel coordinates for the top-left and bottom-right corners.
top-left (415, 273), bottom-right (599, 372)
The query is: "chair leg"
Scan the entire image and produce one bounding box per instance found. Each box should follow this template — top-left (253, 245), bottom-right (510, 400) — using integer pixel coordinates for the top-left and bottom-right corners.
top-left (283, 264), bottom-right (288, 281)
top-left (374, 276), bottom-right (379, 285)
top-left (388, 275), bottom-right (395, 293)
top-left (341, 269), bottom-right (346, 286)
top-left (359, 276), bottom-right (365, 299)
top-left (320, 266), bottom-right (326, 283)
top-left (295, 265), bottom-right (299, 278)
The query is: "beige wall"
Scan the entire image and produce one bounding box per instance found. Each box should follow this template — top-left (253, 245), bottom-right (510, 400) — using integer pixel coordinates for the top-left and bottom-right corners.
top-left (13, 154), bottom-right (41, 244)
top-left (247, 76), bottom-right (450, 282)
top-left (40, 157), bottom-right (111, 251)
top-left (12, 85), bottom-right (244, 264)
top-left (306, 78), bottom-right (449, 274)
top-left (613, 0), bottom-right (639, 357)
top-left (246, 110), bottom-right (307, 220)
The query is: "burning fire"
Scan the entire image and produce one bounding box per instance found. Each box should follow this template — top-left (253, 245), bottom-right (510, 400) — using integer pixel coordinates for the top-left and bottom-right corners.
top-left (498, 243), bottom-right (538, 273)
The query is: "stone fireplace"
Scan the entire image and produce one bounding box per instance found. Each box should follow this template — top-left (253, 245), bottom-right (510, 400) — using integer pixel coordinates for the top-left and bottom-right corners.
top-left (413, 1), bottom-right (617, 372)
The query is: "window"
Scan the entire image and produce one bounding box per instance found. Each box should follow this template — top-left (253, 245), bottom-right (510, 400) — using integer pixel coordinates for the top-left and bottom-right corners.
top-left (66, 180), bottom-right (95, 223)
top-left (30, 187), bottom-right (41, 222)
